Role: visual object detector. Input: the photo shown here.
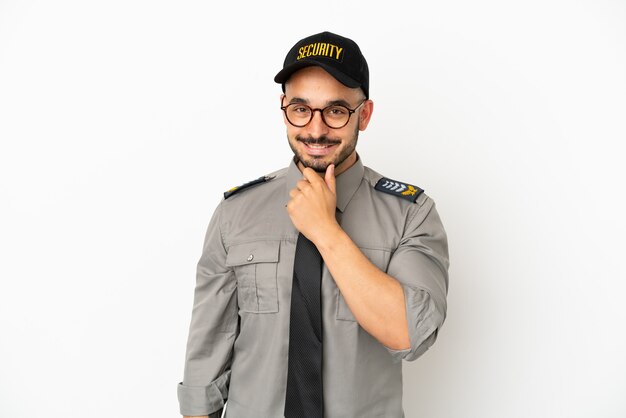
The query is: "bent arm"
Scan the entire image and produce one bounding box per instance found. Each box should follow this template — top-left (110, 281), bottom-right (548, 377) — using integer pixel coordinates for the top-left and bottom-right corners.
top-left (316, 198), bottom-right (449, 359)
top-left (316, 227), bottom-right (411, 349)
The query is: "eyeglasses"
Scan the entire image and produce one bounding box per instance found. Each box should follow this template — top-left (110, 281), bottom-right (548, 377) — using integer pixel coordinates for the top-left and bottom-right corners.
top-left (281, 98), bottom-right (366, 129)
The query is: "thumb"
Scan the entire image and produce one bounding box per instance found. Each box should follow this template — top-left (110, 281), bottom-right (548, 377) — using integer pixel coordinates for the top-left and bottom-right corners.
top-left (325, 164), bottom-right (336, 194)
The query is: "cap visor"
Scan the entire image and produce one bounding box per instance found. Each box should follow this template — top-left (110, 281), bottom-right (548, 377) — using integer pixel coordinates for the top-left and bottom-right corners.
top-left (274, 60), bottom-right (361, 89)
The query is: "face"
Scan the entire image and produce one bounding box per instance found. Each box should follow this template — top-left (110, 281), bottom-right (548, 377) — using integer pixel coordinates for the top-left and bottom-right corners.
top-left (282, 66), bottom-right (373, 176)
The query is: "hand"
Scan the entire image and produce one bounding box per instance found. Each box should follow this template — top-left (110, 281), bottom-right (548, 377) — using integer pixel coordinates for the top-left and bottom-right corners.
top-left (286, 164), bottom-right (341, 244)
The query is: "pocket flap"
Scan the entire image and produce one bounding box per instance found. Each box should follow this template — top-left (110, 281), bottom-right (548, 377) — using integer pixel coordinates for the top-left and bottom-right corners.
top-left (225, 240), bottom-right (280, 267)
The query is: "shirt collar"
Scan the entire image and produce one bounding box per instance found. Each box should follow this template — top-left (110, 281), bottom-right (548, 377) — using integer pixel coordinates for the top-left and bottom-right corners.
top-left (284, 154), bottom-right (364, 213)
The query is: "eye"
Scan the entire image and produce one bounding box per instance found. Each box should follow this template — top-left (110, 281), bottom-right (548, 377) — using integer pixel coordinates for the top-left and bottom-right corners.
top-left (325, 106), bottom-right (348, 116)
top-left (291, 105), bottom-right (311, 114)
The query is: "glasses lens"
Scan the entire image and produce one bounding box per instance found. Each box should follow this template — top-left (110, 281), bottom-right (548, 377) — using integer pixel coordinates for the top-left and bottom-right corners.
top-left (283, 103), bottom-right (354, 128)
top-left (285, 104), bottom-right (312, 127)
top-left (322, 105), bottom-right (350, 128)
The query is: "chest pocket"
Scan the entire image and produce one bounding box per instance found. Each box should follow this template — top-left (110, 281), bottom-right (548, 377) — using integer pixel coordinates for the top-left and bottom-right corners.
top-left (226, 240), bottom-right (280, 313)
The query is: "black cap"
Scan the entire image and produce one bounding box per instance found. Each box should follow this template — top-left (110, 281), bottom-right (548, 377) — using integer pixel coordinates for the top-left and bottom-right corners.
top-left (274, 31), bottom-right (369, 98)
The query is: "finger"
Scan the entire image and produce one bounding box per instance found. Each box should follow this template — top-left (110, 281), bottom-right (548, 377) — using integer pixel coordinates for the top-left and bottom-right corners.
top-left (296, 179), bottom-right (312, 192)
top-left (302, 167), bottom-right (322, 185)
top-left (325, 164), bottom-right (336, 194)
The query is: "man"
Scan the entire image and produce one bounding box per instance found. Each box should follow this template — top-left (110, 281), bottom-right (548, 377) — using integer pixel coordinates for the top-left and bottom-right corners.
top-left (177, 31), bottom-right (449, 418)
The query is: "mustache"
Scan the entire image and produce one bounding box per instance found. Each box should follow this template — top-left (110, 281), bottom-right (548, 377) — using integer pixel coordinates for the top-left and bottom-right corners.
top-left (296, 135), bottom-right (341, 146)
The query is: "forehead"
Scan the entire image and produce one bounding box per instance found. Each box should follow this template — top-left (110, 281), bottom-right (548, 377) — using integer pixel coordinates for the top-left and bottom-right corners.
top-left (284, 66), bottom-right (362, 102)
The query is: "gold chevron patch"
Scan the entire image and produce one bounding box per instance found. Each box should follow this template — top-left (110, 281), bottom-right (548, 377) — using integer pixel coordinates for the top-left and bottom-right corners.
top-left (374, 177), bottom-right (424, 202)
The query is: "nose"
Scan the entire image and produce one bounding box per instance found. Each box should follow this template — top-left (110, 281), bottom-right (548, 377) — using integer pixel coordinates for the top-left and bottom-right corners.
top-left (305, 109), bottom-right (330, 137)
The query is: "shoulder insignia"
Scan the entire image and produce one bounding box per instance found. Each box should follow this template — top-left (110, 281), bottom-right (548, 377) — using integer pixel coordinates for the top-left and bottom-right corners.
top-left (224, 175), bottom-right (275, 199)
top-left (374, 177), bottom-right (424, 203)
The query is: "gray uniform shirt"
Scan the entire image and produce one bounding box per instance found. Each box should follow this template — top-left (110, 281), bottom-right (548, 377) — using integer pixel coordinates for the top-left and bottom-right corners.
top-left (177, 155), bottom-right (449, 418)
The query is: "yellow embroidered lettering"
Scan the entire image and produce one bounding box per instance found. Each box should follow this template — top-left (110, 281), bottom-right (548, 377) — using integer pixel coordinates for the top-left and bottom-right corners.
top-left (296, 43), bottom-right (344, 61)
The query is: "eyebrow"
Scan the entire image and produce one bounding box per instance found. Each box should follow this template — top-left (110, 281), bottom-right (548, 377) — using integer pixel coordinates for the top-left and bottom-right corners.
top-left (287, 97), bottom-right (354, 108)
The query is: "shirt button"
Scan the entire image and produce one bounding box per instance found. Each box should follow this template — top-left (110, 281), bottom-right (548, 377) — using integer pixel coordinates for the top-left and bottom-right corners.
top-left (247, 254), bottom-right (254, 262)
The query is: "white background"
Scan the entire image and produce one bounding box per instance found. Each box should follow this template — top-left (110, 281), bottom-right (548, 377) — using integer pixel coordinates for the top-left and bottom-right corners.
top-left (1, 1), bottom-right (625, 417)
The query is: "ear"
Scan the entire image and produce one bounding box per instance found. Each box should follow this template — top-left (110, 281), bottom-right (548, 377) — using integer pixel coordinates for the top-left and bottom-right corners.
top-left (358, 99), bottom-right (374, 131)
top-left (280, 93), bottom-right (289, 126)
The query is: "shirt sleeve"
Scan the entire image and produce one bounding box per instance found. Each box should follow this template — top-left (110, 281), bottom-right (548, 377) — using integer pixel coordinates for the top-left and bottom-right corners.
top-left (177, 201), bottom-right (239, 416)
top-left (384, 197), bottom-right (449, 362)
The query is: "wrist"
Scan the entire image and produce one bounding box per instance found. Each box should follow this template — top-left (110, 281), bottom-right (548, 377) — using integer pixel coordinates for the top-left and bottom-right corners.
top-left (313, 222), bottom-right (345, 253)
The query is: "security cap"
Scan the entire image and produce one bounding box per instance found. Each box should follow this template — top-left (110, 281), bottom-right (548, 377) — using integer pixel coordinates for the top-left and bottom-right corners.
top-left (274, 31), bottom-right (369, 98)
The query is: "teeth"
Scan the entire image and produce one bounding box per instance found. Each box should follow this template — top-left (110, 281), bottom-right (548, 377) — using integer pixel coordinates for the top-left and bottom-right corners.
top-left (308, 144), bottom-right (331, 148)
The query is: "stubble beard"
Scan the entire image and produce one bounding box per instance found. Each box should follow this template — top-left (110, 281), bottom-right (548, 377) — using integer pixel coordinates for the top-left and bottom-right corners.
top-left (288, 123), bottom-right (360, 173)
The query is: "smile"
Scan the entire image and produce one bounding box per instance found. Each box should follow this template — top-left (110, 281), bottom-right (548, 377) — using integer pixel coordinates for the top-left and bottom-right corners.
top-left (302, 142), bottom-right (338, 156)
top-left (307, 143), bottom-right (333, 148)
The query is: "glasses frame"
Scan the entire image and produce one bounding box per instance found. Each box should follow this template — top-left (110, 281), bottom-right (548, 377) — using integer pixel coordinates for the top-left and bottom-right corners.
top-left (280, 98), bottom-right (367, 129)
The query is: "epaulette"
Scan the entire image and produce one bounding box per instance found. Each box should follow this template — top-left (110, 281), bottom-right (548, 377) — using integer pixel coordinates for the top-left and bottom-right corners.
top-left (374, 177), bottom-right (424, 203)
top-left (223, 175), bottom-right (275, 199)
